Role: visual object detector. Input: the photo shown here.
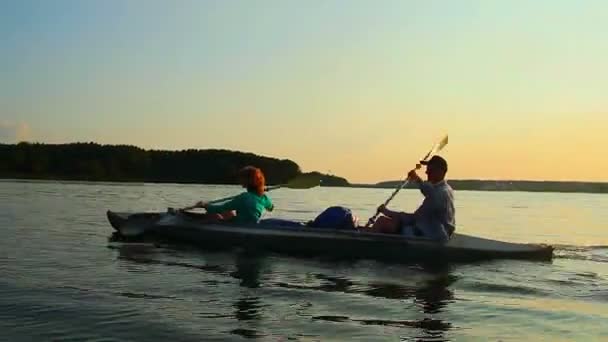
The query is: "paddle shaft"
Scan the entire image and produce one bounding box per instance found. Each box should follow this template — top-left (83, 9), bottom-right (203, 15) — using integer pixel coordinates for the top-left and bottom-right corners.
top-left (364, 166), bottom-right (422, 228)
top-left (376, 165), bottom-right (422, 208)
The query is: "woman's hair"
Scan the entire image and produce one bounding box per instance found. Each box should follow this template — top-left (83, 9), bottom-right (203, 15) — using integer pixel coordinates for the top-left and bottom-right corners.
top-left (238, 166), bottom-right (266, 195)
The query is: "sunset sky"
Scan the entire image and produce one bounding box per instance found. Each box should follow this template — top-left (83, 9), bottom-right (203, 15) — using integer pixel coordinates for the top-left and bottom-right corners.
top-left (1, 0), bottom-right (607, 183)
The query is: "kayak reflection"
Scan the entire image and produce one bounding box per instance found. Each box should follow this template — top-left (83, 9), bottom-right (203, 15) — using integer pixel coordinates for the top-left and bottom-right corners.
top-left (109, 243), bottom-right (456, 340)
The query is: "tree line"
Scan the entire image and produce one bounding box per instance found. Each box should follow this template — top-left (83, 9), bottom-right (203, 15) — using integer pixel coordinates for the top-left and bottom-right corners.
top-left (0, 142), bottom-right (326, 185)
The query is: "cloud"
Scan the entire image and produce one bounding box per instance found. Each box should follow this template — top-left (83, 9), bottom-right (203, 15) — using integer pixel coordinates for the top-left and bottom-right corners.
top-left (0, 121), bottom-right (32, 143)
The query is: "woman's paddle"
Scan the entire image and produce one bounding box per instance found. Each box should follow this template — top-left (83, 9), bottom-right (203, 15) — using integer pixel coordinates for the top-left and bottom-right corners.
top-left (364, 135), bottom-right (449, 228)
top-left (118, 174), bottom-right (321, 237)
top-left (180, 174), bottom-right (321, 211)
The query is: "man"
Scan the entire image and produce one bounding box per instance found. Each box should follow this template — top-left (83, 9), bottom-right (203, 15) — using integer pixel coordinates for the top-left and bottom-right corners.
top-left (369, 155), bottom-right (455, 242)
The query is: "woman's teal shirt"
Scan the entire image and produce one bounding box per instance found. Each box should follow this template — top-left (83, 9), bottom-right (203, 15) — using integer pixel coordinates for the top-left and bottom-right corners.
top-left (206, 191), bottom-right (273, 224)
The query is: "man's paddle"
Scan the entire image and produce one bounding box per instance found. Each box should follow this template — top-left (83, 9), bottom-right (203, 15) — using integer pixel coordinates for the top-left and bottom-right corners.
top-left (180, 174), bottom-right (321, 211)
top-left (364, 135), bottom-right (449, 228)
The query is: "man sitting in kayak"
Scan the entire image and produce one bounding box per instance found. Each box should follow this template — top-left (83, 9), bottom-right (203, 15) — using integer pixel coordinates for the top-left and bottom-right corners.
top-left (368, 155), bottom-right (455, 242)
top-left (185, 166), bottom-right (274, 224)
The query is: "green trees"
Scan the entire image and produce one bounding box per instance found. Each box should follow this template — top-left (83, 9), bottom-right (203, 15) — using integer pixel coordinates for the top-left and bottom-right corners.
top-left (0, 142), bottom-right (305, 185)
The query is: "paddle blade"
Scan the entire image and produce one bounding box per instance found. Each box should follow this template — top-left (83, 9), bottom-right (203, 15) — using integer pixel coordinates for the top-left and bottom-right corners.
top-left (422, 134), bottom-right (449, 161)
top-left (283, 174), bottom-right (321, 189)
top-left (436, 134), bottom-right (449, 152)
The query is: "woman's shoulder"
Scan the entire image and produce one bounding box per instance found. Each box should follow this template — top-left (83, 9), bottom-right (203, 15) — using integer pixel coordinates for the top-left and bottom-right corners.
top-left (234, 191), bottom-right (254, 200)
top-left (257, 192), bottom-right (272, 202)
top-left (257, 192), bottom-right (271, 199)
top-left (243, 190), bottom-right (270, 200)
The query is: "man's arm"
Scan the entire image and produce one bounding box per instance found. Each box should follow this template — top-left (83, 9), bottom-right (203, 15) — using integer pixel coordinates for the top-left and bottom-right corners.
top-left (376, 204), bottom-right (408, 221)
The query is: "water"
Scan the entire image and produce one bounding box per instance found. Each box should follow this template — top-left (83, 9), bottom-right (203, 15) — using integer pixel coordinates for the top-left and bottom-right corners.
top-left (1, 180), bottom-right (608, 341)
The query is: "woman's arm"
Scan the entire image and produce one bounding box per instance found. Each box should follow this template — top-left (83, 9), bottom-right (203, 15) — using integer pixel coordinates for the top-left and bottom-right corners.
top-left (266, 198), bottom-right (274, 212)
top-left (205, 193), bottom-right (244, 214)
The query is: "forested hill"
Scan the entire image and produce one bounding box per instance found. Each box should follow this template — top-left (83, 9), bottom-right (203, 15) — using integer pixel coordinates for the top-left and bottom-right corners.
top-left (0, 142), bottom-right (345, 185)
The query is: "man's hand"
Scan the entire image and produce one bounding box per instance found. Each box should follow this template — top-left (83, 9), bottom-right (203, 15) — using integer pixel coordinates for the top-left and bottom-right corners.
top-left (408, 169), bottom-right (422, 183)
top-left (377, 204), bottom-right (387, 214)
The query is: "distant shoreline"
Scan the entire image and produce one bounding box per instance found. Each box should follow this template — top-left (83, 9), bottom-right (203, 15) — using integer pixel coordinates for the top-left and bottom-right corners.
top-left (345, 179), bottom-right (608, 194)
top-left (2, 176), bottom-right (607, 194)
top-left (2, 142), bottom-right (606, 194)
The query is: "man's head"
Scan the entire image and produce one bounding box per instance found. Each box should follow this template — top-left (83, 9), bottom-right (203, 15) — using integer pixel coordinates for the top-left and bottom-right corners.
top-left (420, 155), bottom-right (448, 183)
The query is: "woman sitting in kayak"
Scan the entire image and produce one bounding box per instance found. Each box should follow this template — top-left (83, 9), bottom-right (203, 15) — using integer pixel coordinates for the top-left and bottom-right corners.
top-left (185, 166), bottom-right (274, 224)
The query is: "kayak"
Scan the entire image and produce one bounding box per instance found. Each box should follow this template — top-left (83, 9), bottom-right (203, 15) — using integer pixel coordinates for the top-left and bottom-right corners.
top-left (106, 210), bottom-right (554, 263)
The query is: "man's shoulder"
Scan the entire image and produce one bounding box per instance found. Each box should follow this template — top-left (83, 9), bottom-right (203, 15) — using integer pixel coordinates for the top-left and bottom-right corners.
top-left (437, 180), bottom-right (455, 196)
top-left (432, 180), bottom-right (451, 189)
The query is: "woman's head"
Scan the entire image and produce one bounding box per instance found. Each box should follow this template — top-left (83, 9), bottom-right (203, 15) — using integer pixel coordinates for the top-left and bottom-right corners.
top-left (238, 166), bottom-right (266, 195)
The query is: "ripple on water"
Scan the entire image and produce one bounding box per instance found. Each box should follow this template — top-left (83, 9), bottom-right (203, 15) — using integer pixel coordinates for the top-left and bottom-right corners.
top-left (554, 246), bottom-right (608, 263)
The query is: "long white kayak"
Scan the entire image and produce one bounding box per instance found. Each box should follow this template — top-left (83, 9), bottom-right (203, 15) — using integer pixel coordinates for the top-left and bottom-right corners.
top-left (106, 210), bottom-right (554, 263)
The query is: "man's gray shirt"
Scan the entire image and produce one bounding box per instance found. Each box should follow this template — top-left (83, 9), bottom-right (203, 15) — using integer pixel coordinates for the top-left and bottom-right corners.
top-left (402, 180), bottom-right (455, 242)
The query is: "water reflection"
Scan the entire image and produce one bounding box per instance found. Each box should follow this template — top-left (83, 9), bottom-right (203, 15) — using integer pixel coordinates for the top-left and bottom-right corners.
top-left (413, 273), bottom-right (457, 314)
top-left (230, 252), bottom-right (264, 289)
top-left (110, 242), bottom-right (457, 341)
top-left (277, 265), bottom-right (455, 303)
top-left (230, 253), bottom-right (267, 339)
top-left (111, 243), bottom-right (270, 338)
top-left (233, 296), bottom-right (263, 321)
top-left (109, 243), bottom-right (229, 275)
top-left (229, 328), bottom-right (265, 339)
top-left (279, 263), bottom-right (456, 340)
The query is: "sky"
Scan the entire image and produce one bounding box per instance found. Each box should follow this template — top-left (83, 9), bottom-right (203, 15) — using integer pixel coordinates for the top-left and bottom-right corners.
top-left (1, 0), bottom-right (607, 183)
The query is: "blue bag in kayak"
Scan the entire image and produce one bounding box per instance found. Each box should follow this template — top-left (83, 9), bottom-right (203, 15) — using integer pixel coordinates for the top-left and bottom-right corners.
top-left (308, 206), bottom-right (358, 230)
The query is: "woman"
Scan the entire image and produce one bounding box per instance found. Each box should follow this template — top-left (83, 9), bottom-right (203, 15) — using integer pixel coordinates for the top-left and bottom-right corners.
top-left (188, 166), bottom-right (274, 225)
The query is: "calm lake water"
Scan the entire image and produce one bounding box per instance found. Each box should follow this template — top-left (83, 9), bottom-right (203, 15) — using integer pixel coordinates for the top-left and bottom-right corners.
top-left (1, 179), bottom-right (608, 341)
